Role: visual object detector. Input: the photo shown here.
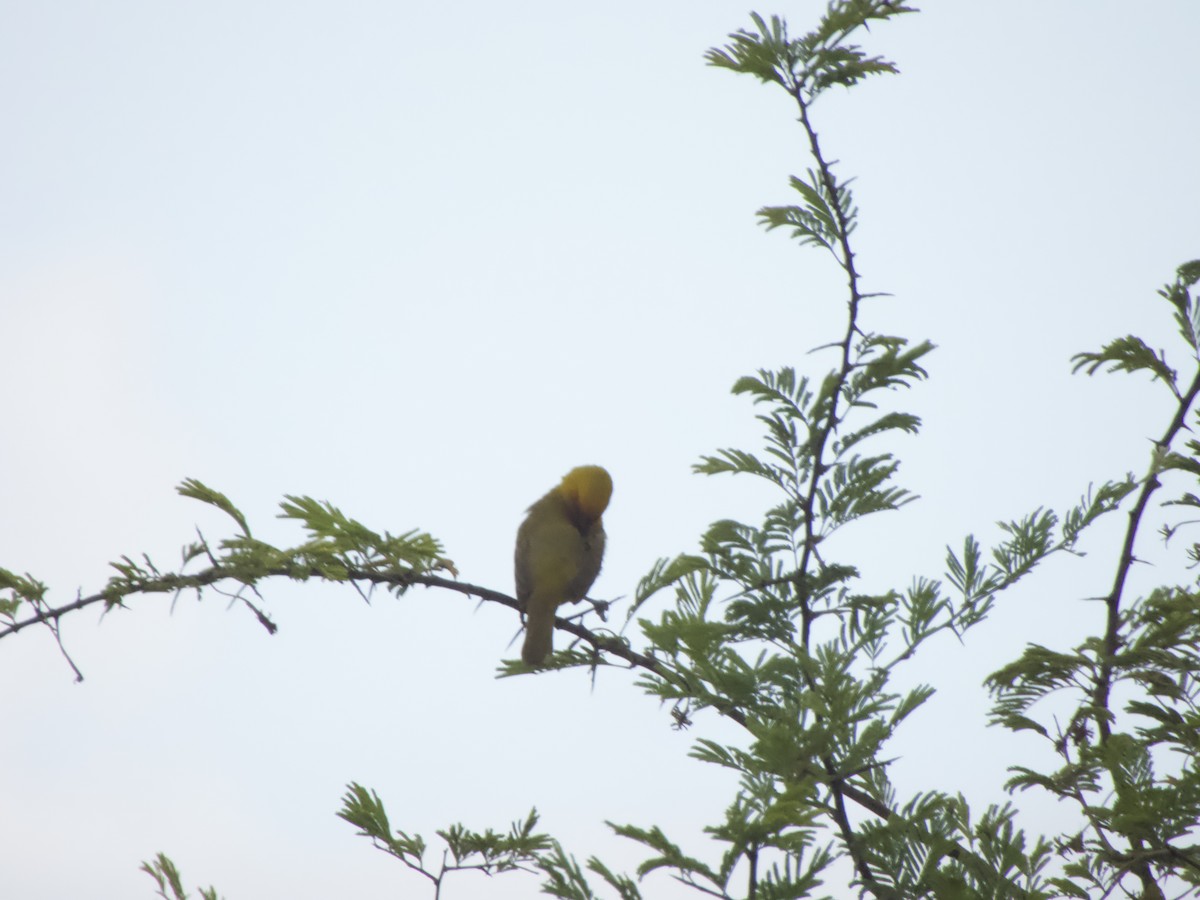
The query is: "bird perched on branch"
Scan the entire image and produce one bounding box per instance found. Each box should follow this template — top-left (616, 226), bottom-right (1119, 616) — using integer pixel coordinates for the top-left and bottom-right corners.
top-left (514, 465), bottom-right (612, 665)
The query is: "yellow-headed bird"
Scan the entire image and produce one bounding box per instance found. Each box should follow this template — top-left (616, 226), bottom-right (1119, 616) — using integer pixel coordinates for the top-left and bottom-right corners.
top-left (514, 465), bottom-right (612, 665)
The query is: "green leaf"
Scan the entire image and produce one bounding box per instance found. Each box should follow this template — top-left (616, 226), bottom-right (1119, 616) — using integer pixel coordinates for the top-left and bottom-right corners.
top-left (703, 12), bottom-right (791, 86)
top-left (1177, 259), bottom-right (1200, 287)
top-left (177, 478), bottom-right (252, 537)
top-left (607, 822), bottom-right (721, 883)
top-left (836, 411), bottom-right (922, 454)
top-left (1006, 715), bottom-right (1050, 737)
top-left (695, 448), bottom-right (778, 481)
top-left (758, 201), bottom-right (836, 252)
top-left (1160, 451), bottom-right (1200, 478)
top-left (634, 554), bottom-right (710, 608)
top-left (731, 367), bottom-right (812, 416)
top-left (1071, 335), bottom-right (1176, 388)
top-left (337, 782), bottom-right (399, 850)
top-left (140, 853), bottom-right (224, 900)
top-left (1046, 877), bottom-right (1091, 899)
top-left (0, 567), bottom-right (48, 606)
top-left (1060, 478), bottom-right (1137, 545)
top-left (757, 170), bottom-right (847, 253)
top-left (586, 856), bottom-right (642, 900)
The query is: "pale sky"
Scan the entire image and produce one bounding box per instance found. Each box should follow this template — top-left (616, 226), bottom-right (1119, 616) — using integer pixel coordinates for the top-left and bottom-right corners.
top-left (2, 3), bottom-right (1198, 898)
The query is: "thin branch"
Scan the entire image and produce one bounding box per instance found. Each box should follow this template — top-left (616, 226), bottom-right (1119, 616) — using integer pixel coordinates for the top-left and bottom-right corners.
top-left (38, 594), bottom-right (85, 683)
top-left (2, 557), bottom-right (897, 829)
top-left (781, 70), bottom-right (888, 898)
top-left (1092, 368), bottom-right (1200, 727)
top-left (1079, 360), bottom-right (1200, 899)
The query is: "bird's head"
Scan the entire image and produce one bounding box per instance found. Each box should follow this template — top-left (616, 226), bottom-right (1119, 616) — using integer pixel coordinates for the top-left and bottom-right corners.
top-left (558, 465), bottom-right (613, 527)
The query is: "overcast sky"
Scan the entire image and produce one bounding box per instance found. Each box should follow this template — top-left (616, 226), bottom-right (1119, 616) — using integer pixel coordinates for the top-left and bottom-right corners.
top-left (2, 2), bottom-right (1198, 898)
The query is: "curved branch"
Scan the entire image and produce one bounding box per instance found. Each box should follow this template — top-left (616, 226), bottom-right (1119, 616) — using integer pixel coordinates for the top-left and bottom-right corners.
top-left (783, 72), bottom-right (887, 899)
top-left (1079, 367), bottom-right (1200, 898)
top-left (1092, 366), bottom-right (1200, 725)
top-left (2, 559), bottom-right (894, 829)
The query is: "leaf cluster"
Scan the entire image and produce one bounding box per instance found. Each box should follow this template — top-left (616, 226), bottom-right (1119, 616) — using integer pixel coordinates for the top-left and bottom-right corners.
top-left (0, 478), bottom-right (457, 657)
top-left (140, 853), bottom-right (222, 900)
top-left (981, 260), bottom-right (1200, 896)
top-left (704, 3), bottom-right (916, 100)
top-left (337, 784), bottom-right (551, 894)
top-left (337, 785), bottom-right (645, 900)
top-left (8, 6), bottom-right (1200, 900)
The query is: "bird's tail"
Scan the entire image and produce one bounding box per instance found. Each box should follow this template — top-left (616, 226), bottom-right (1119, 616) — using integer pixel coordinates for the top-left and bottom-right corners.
top-left (521, 594), bottom-right (556, 664)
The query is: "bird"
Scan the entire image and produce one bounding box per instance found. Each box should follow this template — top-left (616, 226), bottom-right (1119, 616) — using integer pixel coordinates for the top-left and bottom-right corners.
top-left (514, 465), bottom-right (612, 665)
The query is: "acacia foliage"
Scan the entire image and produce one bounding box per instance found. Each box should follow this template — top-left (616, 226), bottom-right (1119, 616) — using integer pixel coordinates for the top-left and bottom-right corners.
top-left (4, 2), bottom-right (1200, 897)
